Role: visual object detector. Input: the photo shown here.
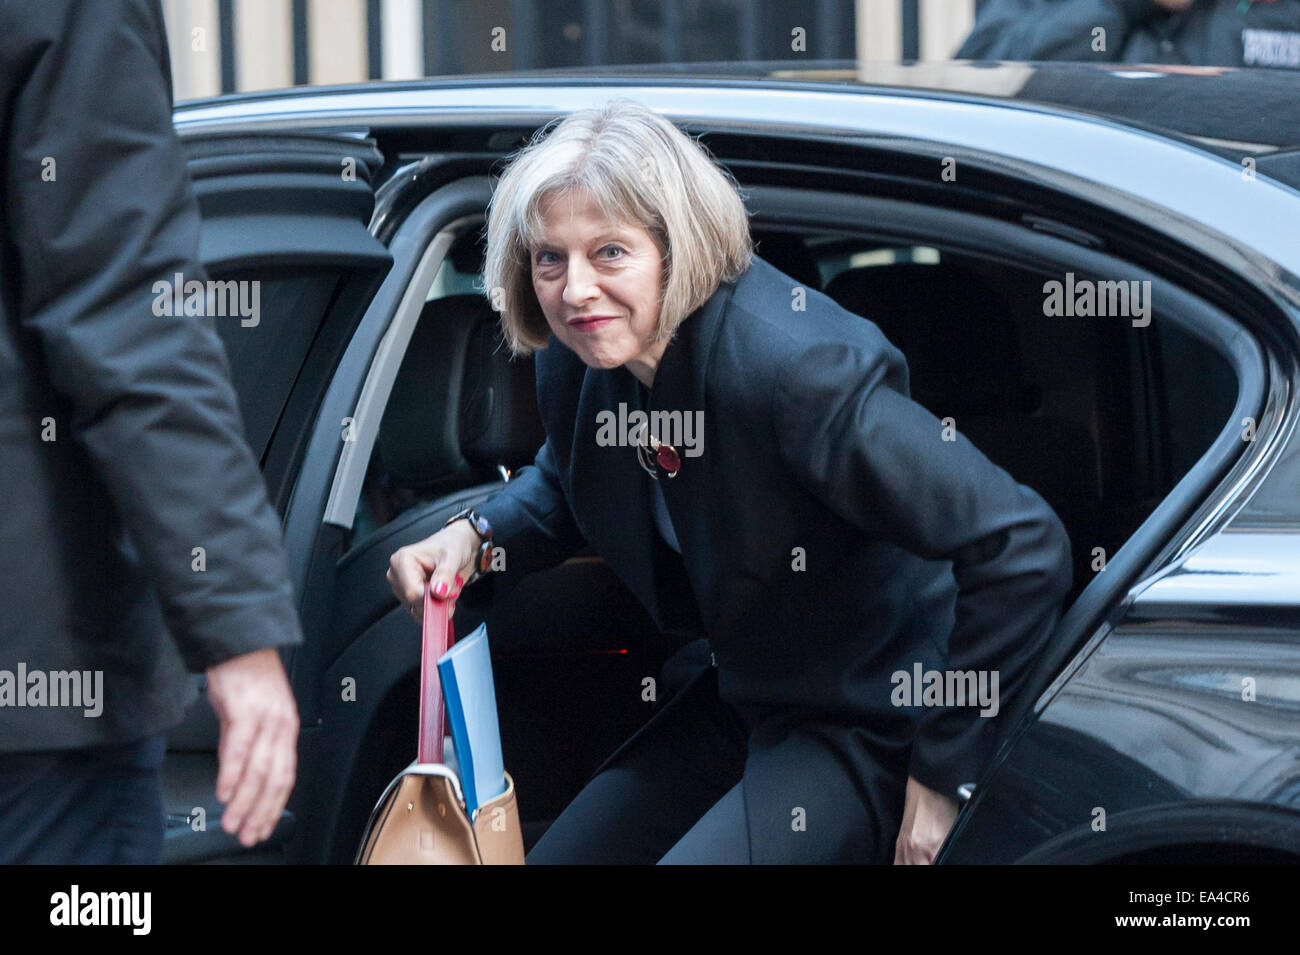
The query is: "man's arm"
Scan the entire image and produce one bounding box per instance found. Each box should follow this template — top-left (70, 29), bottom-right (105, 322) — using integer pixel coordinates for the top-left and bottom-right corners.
top-left (3, 0), bottom-right (303, 671)
top-left (956, 0), bottom-right (1159, 61)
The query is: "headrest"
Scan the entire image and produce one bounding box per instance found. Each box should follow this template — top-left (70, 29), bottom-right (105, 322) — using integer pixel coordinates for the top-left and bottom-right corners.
top-left (377, 294), bottom-right (544, 493)
top-left (458, 307), bottom-right (547, 473)
top-left (824, 262), bottom-right (1038, 416)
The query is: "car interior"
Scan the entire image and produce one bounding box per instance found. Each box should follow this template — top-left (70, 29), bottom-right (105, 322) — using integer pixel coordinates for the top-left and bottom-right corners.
top-left (333, 221), bottom-right (1239, 854)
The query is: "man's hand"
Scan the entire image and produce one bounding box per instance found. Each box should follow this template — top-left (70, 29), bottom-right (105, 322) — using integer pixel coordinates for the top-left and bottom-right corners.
top-left (205, 648), bottom-right (300, 847)
top-left (893, 775), bottom-right (959, 864)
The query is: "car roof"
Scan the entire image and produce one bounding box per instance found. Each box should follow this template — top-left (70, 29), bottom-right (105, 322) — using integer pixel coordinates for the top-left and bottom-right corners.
top-left (174, 65), bottom-right (1300, 260)
top-left (177, 59), bottom-right (1300, 159)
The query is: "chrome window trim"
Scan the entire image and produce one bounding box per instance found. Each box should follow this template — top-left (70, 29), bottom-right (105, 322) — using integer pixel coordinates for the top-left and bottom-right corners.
top-left (1131, 528), bottom-right (1300, 614)
top-left (323, 213), bottom-right (481, 529)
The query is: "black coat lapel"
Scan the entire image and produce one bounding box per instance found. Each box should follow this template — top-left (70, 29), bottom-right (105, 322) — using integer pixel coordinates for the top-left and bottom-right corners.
top-left (566, 278), bottom-right (736, 632)
top-left (568, 362), bottom-right (663, 622)
top-left (643, 286), bottom-right (727, 616)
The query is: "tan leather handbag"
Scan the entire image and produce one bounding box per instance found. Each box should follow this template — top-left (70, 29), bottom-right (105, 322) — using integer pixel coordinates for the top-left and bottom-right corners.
top-left (356, 580), bottom-right (525, 864)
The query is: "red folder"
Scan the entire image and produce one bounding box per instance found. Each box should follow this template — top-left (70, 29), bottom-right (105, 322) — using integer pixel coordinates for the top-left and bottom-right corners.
top-left (417, 579), bottom-right (454, 764)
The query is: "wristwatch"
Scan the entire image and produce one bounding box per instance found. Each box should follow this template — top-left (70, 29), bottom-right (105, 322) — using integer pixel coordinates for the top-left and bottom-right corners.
top-left (443, 506), bottom-right (494, 585)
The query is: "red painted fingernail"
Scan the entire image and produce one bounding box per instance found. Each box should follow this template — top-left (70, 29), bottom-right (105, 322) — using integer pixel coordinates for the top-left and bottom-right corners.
top-left (454, 574), bottom-right (463, 588)
top-left (434, 581), bottom-right (448, 598)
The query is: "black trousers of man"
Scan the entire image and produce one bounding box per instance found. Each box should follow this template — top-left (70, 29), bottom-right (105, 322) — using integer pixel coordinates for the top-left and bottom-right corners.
top-left (0, 733), bottom-right (168, 864)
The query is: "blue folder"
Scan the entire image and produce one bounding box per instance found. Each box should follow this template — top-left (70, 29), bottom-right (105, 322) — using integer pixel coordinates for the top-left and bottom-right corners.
top-left (437, 623), bottom-right (507, 815)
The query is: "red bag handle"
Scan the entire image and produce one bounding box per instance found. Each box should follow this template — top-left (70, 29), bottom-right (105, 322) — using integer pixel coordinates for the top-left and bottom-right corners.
top-left (417, 579), bottom-right (455, 764)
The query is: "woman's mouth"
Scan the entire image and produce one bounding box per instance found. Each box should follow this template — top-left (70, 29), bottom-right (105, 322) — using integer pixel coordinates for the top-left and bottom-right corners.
top-left (568, 315), bottom-right (618, 331)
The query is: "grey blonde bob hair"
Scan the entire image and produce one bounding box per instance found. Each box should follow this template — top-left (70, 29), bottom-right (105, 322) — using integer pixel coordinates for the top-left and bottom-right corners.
top-left (483, 98), bottom-right (754, 357)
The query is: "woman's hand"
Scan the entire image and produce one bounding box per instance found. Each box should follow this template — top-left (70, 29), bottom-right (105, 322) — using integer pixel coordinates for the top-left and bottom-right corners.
top-left (387, 521), bottom-right (481, 622)
top-left (893, 775), bottom-right (959, 865)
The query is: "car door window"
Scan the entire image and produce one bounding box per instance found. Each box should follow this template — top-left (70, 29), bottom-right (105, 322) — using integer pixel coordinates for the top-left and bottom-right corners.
top-left (761, 230), bottom-right (1237, 606)
top-left (209, 266), bottom-right (351, 462)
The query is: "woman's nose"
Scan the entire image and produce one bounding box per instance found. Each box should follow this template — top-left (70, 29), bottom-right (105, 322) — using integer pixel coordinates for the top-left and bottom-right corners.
top-left (562, 259), bottom-right (599, 305)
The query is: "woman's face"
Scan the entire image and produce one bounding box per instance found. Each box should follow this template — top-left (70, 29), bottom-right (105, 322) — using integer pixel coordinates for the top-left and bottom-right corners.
top-left (530, 187), bottom-right (668, 383)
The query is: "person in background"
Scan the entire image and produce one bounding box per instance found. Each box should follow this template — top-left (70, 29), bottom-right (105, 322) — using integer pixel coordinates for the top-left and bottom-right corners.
top-left (958, 0), bottom-right (1300, 70)
top-left (0, 0), bottom-right (302, 863)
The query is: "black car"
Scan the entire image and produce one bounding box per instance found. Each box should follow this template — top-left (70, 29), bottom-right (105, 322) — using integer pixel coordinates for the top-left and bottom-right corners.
top-left (162, 60), bottom-right (1300, 864)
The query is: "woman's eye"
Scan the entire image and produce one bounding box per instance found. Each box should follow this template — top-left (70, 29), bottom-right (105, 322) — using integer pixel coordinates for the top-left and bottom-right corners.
top-left (534, 246), bottom-right (622, 266)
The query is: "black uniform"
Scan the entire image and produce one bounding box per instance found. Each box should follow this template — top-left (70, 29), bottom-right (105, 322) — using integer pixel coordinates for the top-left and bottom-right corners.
top-left (959, 0), bottom-right (1300, 69)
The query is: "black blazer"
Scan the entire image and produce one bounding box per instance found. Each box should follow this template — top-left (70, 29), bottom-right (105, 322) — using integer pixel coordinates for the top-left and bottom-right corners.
top-left (477, 254), bottom-right (1073, 863)
top-left (0, 1), bottom-right (302, 751)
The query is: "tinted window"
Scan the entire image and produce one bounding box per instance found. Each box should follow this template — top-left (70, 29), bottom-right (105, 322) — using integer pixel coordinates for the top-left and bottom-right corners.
top-left (208, 266), bottom-right (343, 462)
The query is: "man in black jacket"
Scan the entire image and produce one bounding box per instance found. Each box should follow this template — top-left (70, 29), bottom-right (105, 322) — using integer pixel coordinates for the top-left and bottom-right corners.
top-left (0, 0), bottom-right (302, 862)
top-left (959, 0), bottom-right (1300, 69)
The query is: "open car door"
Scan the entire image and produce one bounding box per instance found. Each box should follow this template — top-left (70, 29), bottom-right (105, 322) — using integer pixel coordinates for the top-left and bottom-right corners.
top-left (161, 127), bottom-right (391, 863)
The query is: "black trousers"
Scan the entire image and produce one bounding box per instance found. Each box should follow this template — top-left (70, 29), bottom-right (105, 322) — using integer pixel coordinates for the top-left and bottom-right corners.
top-left (0, 732), bottom-right (167, 864)
top-left (526, 665), bottom-right (753, 864)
